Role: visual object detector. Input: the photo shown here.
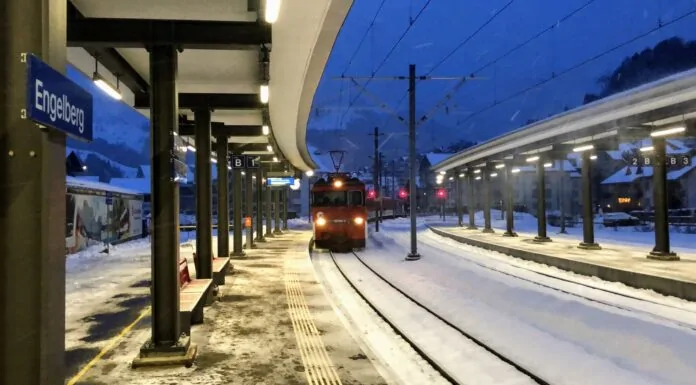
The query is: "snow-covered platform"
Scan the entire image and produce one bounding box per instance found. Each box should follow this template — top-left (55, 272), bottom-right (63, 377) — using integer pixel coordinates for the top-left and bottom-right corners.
top-left (429, 224), bottom-right (696, 302)
top-left (72, 231), bottom-right (388, 384)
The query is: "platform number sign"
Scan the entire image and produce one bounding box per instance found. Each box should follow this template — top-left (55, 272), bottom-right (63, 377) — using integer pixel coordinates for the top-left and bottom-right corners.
top-left (630, 155), bottom-right (691, 168)
top-left (231, 156), bottom-right (245, 169)
top-left (245, 156), bottom-right (259, 168)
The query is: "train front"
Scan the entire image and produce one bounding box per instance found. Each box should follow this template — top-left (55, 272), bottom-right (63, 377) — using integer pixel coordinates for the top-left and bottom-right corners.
top-left (311, 174), bottom-right (367, 250)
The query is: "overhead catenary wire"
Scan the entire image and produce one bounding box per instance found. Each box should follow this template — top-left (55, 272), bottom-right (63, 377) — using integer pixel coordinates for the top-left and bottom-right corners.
top-left (338, 0), bottom-right (436, 127)
top-left (340, 0), bottom-right (388, 77)
top-left (456, 6), bottom-right (696, 127)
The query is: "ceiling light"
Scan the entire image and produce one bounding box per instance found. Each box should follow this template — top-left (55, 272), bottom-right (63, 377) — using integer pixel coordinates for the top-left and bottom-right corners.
top-left (650, 126), bottom-right (685, 137)
top-left (448, 176), bottom-right (454, 181)
top-left (639, 146), bottom-right (654, 152)
top-left (474, 176), bottom-right (482, 180)
top-left (490, 172), bottom-right (498, 177)
top-left (306, 170), bottom-right (315, 177)
top-left (495, 164), bottom-right (505, 169)
top-left (436, 179), bottom-right (442, 184)
top-left (82, 165), bottom-right (87, 170)
top-left (458, 173), bottom-right (465, 178)
top-left (511, 168), bottom-right (521, 174)
top-left (473, 169), bottom-right (481, 174)
top-left (262, 125), bottom-right (270, 135)
top-left (266, 145), bottom-right (273, 152)
top-left (227, 165), bottom-right (231, 170)
top-left (526, 156), bottom-right (540, 163)
top-left (210, 157), bottom-right (217, 163)
top-left (93, 72), bottom-right (122, 100)
top-left (260, 84), bottom-right (269, 104)
top-left (187, 145), bottom-right (196, 152)
top-left (273, 156), bottom-right (278, 162)
top-left (439, 171), bottom-right (446, 175)
top-left (590, 155), bottom-right (597, 160)
top-left (543, 162), bottom-right (552, 168)
top-left (264, 0), bottom-right (281, 23)
top-left (573, 144), bottom-right (594, 152)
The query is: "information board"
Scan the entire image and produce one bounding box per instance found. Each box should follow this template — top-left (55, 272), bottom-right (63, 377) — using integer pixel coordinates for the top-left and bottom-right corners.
top-left (266, 177), bottom-right (294, 186)
top-left (629, 155), bottom-right (692, 168)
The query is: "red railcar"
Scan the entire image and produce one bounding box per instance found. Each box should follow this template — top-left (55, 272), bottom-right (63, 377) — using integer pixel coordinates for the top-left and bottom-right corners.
top-left (311, 173), bottom-right (367, 250)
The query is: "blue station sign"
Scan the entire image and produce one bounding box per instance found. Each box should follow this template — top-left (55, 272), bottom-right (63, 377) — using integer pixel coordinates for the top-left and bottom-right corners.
top-left (266, 177), bottom-right (295, 186)
top-left (25, 54), bottom-right (94, 141)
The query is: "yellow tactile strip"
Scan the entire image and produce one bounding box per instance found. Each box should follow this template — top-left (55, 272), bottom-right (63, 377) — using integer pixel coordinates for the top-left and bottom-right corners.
top-left (285, 257), bottom-right (343, 385)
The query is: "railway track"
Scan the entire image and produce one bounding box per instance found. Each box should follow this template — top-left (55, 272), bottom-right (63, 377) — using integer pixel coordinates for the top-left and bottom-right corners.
top-left (327, 249), bottom-right (550, 385)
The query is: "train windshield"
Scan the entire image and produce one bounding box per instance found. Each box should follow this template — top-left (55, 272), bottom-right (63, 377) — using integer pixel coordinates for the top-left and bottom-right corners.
top-left (312, 190), bottom-right (364, 206)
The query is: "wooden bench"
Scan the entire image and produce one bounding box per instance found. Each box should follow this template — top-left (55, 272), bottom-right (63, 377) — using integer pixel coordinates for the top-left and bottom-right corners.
top-left (178, 258), bottom-right (213, 335)
top-left (193, 252), bottom-right (232, 285)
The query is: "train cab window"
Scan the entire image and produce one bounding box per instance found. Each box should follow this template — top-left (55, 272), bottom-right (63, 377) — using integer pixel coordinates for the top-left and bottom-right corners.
top-left (312, 190), bottom-right (364, 206)
top-left (348, 190), bottom-right (364, 205)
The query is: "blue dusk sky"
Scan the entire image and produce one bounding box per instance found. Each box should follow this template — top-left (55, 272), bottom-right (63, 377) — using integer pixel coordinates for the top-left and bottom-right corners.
top-left (309, 0), bottom-right (696, 143)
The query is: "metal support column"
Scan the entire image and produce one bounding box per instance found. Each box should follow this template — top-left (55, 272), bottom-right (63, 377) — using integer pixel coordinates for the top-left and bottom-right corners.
top-left (283, 188), bottom-right (289, 230)
top-left (1, 0), bottom-right (67, 381)
top-left (406, 64), bottom-right (421, 260)
top-left (648, 137), bottom-right (678, 260)
top-left (482, 170), bottom-right (495, 233)
top-left (467, 174), bottom-right (478, 229)
top-left (503, 165), bottom-right (518, 237)
top-left (216, 136), bottom-right (229, 258)
top-left (232, 166), bottom-right (244, 256)
top-left (534, 160), bottom-right (551, 242)
top-left (256, 168), bottom-right (266, 242)
top-left (134, 45), bottom-right (195, 366)
top-left (245, 169), bottom-right (255, 248)
top-left (265, 176), bottom-right (274, 238)
top-left (194, 108), bottom-right (213, 276)
top-left (456, 173), bottom-right (463, 227)
top-left (578, 151), bottom-right (601, 250)
top-left (274, 189), bottom-right (282, 234)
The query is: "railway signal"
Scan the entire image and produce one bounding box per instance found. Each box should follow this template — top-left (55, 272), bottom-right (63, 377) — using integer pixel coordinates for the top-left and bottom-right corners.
top-left (367, 189), bottom-right (377, 199)
top-left (398, 188), bottom-right (407, 199)
top-left (436, 188), bottom-right (447, 199)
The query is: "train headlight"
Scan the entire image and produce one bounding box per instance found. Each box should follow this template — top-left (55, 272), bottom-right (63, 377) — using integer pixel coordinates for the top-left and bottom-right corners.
top-left (316, 217), bottom-right (327, 226)
top-left (333, 180), bottom-right (343, 188)
top-left (353, 217), bottom-right (364, 225)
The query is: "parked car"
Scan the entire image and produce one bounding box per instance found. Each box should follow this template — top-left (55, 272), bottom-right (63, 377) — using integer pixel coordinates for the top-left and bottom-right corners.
top-left (602, 212), bottom-right (640, 227)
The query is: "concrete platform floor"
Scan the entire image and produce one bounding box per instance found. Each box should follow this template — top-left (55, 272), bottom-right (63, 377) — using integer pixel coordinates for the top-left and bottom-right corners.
top-left (73, 230), bottom-right (388, 385)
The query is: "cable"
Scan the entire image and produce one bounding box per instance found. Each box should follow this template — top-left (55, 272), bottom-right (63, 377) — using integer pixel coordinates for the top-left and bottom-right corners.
top-left (340, 0), bottom-right (388, 76)
top-left (426, 0), bottom-right (516, 76)
top-left (338, 0), bottom-right (436, 127)
top-left (457, 7), bottom-right (696, 127)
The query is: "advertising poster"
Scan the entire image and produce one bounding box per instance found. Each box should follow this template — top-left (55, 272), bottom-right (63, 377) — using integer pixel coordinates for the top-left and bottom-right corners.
top-left (129, 199), bottom-right (143, 238)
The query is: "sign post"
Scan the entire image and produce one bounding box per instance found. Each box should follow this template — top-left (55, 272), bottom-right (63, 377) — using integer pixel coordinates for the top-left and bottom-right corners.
top-left (25, 54), bottom-right (94, 141)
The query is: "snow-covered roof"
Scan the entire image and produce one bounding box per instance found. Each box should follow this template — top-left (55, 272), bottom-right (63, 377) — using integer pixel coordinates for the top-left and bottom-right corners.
top-left (66, 175), bottom-right (143, 196)
top-left (109, 178), bottom-right (151, 195)
top-left (606, 139), bottom-right (691, 160)
top-left (425, 153), bottom-right (454, 167)
top-left (601, 157), bottom-right (696, 184)
top-left (73, 175), bottom-right (100, 182)
top-left (66, 147), bottom-right (139, 178)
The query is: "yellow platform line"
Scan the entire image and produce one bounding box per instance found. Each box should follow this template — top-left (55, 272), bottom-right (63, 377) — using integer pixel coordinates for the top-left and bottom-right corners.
top-left (66, 306), bottom-right (151, 385)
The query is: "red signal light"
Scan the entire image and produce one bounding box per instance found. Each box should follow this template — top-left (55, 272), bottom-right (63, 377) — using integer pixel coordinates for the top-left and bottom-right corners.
top-left (398, 189), bottom-right (407, 199)
top-left (367, 190), bottom-right (376, 199)
top-left (436, 188), bottom-right (447, 199)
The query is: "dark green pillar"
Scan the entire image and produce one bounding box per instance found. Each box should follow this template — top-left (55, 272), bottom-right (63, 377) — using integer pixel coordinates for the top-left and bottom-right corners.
top-left (245, 169), bottom-right (255, 248)
top-left (215, 136), bottom-right (229, 258)
top-left (274, 189), bottom-right (282, 234)
top-left (455, 172), bottom-right (463, 226)
top-left (503, 164), bottom-right (518, 237)
top-left (265, 177), bottom-right (274, 238)
top-left (194, 108), bottom-right (213, 277)
top-left (256, 168), bottom-right (266, 242)
top-left (232, 166), bottom-right (244, 256)
top-left (482, 171), bottom-right (494, 233)
top-left (283, 188), bottom-right (289, 230)
top-left (534, 160), bottom-right (551, 242)
top-left (1, 0), bottom-right (67, 382)
top-left (578, 151), bottom-right (601, 250)
top-left (467, 174), bottom-right (478, 229)
top-left (648, 137), bottom-right (678, 260)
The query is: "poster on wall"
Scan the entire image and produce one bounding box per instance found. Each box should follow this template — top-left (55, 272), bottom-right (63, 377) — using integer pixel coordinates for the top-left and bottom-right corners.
top-left (129, 199), bottom-right (143, 238)
top-left (65, 193), bottom-right (108, 254)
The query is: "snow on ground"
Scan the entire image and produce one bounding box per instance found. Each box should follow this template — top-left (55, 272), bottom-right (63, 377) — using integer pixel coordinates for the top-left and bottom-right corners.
top-left (312, 251), bottom-right (453, 385)
top-left (423, 210), bottom-right (696, 253)
top-left (361, 223), bottom-right (696, 385)
top-left (317, 250), bottom-right (537, 385)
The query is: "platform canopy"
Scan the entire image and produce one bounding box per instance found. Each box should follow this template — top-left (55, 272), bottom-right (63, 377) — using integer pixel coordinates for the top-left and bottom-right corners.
top-left (67, 0), bottom-right (353, 172)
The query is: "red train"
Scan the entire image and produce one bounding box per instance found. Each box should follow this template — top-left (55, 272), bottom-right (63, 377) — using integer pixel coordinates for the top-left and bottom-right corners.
top-left (311, 173), bottom-right (367, 250)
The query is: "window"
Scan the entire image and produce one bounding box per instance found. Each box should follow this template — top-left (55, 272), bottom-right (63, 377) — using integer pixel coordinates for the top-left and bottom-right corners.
top-left (312, 190), bottom-right (364, 206)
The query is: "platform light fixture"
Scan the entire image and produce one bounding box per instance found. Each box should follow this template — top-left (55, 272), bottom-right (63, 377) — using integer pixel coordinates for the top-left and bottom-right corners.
top-left (474, 176), bottom-right (482, 180)
top-left (82, 165), bottom-right (87, 171)
top-left (265, 0), bottom-right (281, 23)
top-left (511, 168), bottom-right (521, 174)
top-left (490, 172), bottom-right (498, 178)
top-left (590, 155), bottom-right (598, 160)
top-left (640, 146), bottom-right (654, 152)
top-left (543, 162), bottom-right (553, 168)
top-left (572, 144), bottom-right (594, 152)
top-left (650, 126), bottom-right (685, 137)
top-left (210, 157), bottom-right (217, 163)
top-left (459, 173), bottom-right (465, 178)
top-left (495, 163), bottom-right (505, 169)
top-left (473, 169), bottom-right (481, 174)
top-left (93, 72), bottom-right (122, 100)
top-left (448, 176), bottom-right (454, 181)
top-left (260, 84), bottom-right (269, 104)
top-left (439, 171), bottom-right (446, 175)
top-left (266, 144), bottom-right (273, 152)
top-left (273, 156), bottom-right (279, 162)
top-left (187, 145), bottom-right (196, 152)
top-left (262, 125), bottom-right (270, 135)
top-left (526, 155), bottom-right (540, 163)
top-left (306, 170), bottom-right (315, 177)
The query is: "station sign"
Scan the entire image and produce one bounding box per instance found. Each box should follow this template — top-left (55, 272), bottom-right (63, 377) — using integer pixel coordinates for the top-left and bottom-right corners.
top-left (25, 54), bottom-right (93, 141)
top-left (266, 177), bottom-right (294, 186)
top-left (231, 155), bottom-right (259, 169)
top-left (629, 155), bottom-right (692, 168)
